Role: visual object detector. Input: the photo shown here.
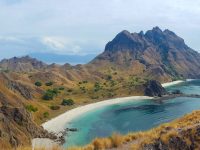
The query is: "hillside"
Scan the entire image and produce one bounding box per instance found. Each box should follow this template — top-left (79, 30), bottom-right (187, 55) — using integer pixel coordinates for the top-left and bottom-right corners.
top-left (91, 27), bottom-right (200, 81)
top-left (0, 27), bottom-right (200, 149)
top-left (0, 56), bottom-right (47, 72)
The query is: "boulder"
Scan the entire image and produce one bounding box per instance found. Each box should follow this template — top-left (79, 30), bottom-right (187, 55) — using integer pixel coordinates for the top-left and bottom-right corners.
top-left (144, 80), bottom-right (167, 97)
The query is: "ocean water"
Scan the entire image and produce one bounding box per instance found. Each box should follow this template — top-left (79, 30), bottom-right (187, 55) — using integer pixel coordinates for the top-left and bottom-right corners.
top-left (63, 80), bottom-right (200, 148)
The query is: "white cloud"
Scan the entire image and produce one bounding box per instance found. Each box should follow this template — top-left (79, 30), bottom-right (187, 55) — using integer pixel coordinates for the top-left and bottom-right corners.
top-left (42, 37), bottom-right (66, 50)
top-left (0, 0), bottom-right (200, 59)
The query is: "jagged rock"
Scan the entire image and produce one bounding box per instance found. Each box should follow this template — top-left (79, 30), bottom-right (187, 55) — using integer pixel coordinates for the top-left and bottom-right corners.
top-left (0, 55), bottom-right (47, 72)
top-left (144, 80), bottom-right (167, 97)
top-left (91, 27), bottom-right (200, 79)
top-left (0, 106), bottom-right (57, 148)
top-left (7, 80), bottom-right (33, 100)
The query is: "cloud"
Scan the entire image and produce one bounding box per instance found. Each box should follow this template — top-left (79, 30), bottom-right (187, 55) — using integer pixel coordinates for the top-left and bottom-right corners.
top-left (0, 0), bottom-right (200, 60)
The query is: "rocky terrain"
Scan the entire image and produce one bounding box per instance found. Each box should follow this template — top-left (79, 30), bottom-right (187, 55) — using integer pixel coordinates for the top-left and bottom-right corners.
top-left (91, 27), bottom-right (200, 81)
top-left (0, 27), bottom-right (200, 149)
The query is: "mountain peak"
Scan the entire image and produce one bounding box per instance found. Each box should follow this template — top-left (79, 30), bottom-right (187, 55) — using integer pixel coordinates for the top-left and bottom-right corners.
top-left (152, 26), bottom-right (162, 32)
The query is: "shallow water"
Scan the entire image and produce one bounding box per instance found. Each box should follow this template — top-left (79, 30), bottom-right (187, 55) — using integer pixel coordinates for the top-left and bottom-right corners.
top-left (63, 80), bottom-right (200, 148)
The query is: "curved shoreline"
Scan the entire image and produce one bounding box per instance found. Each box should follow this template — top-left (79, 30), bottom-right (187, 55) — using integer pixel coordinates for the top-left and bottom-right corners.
top-left (42, 80), bottom-right (187, 133)
top-left (42, 96), bottom-right (152, 133)
top-left (32, 80), bottom-right (190, 148)
top-left (161, 80), bottom-right (184, 87)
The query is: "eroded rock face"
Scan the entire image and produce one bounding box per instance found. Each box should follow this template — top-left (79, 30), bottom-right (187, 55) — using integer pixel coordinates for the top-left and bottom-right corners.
top-left (7, 80), bottom-right (33, 100)
top-left (144, 80), bottom-right (167, 97)
top-left (0, 106), bottom-right (57, 148)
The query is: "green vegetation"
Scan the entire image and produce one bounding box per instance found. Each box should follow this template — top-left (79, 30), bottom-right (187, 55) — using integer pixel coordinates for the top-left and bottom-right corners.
top-left (94, 82), bottom-right (102, 92)
top-left (25, 105), bottom-right (38, 112)
top-left (42, 88), bottom-right (60, 100)
top-left (83, 80), bottom-right (88, 84)
top-left (67, 89), bottom-right (73, 92)
top-left (50, 105), bottom-right (60, 110)
top-left (35, 81), bottom-right (42, 87)
top-left (45, 81), bottom-right (53, 86)
top-left (43, 112), bottom-right (49, 118)
top-left (61, 99), bottom-right (74, 106)
top-left (58, 87), bottom-right (65, 90)
top-left (106, 75), bottom-right (112, 81)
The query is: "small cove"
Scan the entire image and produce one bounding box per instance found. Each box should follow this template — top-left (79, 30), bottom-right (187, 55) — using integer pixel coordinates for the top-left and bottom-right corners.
top-left (63, 80), bottom-right (200, 148)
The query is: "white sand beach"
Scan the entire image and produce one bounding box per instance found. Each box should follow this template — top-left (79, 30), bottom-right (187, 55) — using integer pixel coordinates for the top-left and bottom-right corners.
top-left (33, 79), bottom-right (192, 147)
top-left (161, 80), bottom-right (184, 87)
top-left (42, 80), bottom-right (190, 133)
top-left (42, 96), bottom-right (152, 133)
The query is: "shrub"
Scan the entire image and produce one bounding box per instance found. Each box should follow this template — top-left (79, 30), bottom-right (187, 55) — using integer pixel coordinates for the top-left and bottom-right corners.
top-left (42, 91), bottom-right (54, 100)
top-left (83, 80), bottom-right (88, 84)
top-left (45, 81), bottom-right (53, 86)
top-left (35, 81), bottom-right (42, 87)
top-left (42, 88), bottom-right (60, 100)
top-left (94, 82), bottom-right (102, 92)
top-left (43, 112), bottom-right (49, 118)
top-left (67, 89), bottom-right (73, 92)
top-left (58, 87), bottom-right (65, 90)
top-left (25, 105), bottom-right (38, 112)
top-left (61, 99), bottom-right (74, 106)
top-left (107, 75), bottom-right (112, 81)
top-left (50, 105), bottom-right (60, 110)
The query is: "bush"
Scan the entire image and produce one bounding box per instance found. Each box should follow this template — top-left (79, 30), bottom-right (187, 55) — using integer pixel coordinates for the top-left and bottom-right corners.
top-left (58, 87), bottom-right (65, 90)
top-left (83, 80), bottom-right (88, 84)
top-left (94, 82), bottom-right (102, 92)
top-left (35, 81), bottom-right (42, 87)
top-left (107, 75), bottom-right (112, 81)
top-left (42, 91), bottom-right (54, 100)
top-left (50, 105), bottom-right (60, 110)
top-left (61, 99), bottom-right (74, 106)
top-left (43, 112), bottom-right (49, 118)
top-left (45, 82), bottom-right (53, 86)
top-left (67, 89), bottom-right (73, 92)
top-left (42, 88), bottom-right (60, 100)
top-left (25, 105), bottom-right (38, 112)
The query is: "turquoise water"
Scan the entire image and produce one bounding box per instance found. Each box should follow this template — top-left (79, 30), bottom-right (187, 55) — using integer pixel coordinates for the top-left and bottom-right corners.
top-left (63, 80), bottom-right (200, 148)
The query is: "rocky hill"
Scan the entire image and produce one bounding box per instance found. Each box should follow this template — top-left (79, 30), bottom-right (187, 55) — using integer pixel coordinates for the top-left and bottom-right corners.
top-left (91, 27), bottom-right (200, 81)
top-left (0, 55), bottom-right (47, 72)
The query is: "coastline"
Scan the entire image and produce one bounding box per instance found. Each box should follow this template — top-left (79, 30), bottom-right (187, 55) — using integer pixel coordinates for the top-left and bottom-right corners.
top-left (42, 96), bottom-right (152, 133)
top-left (161, 80), bottom-right (184, 87)
top-left (32, 79), bottom-right (189, 148)
top-left (42, 80), bottom-right (187, 133)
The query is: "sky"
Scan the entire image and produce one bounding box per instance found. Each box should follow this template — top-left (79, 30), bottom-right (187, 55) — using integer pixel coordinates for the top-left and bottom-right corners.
top-left (0, 0), bottom-right (200, 62)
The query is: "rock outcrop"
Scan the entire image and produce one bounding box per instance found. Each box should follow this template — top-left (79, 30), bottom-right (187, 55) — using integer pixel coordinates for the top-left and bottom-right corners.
top-left (0, 106), bottom-right (57, 148)
top-left (144, 80), bottom-right (167, 97)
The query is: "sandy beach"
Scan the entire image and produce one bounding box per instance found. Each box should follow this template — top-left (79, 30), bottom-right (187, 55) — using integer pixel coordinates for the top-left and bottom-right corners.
top-left (42, 80), bottom-right (188, 133)
top-left (42, 96), bottom-right (152, 133)
top-left (161, 80), bottom-right (184, 87)
top-left (33, 80), bottom-right (191, 147)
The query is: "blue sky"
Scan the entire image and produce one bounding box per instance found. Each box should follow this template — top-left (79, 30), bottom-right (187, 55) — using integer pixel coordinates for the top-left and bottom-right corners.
top-left (0, 0), bottom-right (200, 62)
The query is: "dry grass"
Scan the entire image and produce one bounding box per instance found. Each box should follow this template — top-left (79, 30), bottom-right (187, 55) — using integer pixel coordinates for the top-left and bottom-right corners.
top-left (17, 145), bottom-right (63, 150)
